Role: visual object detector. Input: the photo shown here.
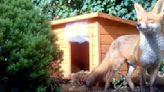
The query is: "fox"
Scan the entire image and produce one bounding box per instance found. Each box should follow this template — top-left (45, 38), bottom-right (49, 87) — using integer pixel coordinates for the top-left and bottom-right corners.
top-left (86, 0), bottom-right (164, 92)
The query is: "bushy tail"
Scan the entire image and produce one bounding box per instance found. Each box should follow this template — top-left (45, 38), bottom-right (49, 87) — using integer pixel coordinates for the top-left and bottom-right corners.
top-left (85, 51), bottom-right (112, 88)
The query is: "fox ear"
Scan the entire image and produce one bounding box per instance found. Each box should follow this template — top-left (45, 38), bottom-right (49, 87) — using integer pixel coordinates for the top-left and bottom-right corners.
top-left (152, 0), bottom-right (164, 14)
top-left (134, 3), bottom-right (145, 17)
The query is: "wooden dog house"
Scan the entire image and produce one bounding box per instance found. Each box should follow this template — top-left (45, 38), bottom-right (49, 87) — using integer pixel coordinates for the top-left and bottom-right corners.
top-left (50, 12), bottom-right (138, 78)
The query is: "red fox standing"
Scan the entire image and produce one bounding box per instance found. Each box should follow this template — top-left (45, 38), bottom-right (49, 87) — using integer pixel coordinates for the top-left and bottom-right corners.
top-left (86, 0), bottom-right (164, 92)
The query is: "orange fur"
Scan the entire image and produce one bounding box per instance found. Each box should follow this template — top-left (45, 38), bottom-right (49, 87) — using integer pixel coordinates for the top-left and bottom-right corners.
top-left (86, 0), bottom-right (164, 92)
top-left (86, 35), bottom-right (140, 91)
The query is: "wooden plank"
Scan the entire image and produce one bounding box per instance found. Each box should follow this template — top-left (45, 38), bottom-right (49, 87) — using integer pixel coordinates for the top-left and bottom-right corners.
top-left (92, 39), bottom-right (98, 46)
top-left (100, 35), bottom-right (118, 45)
top-left (61, 55), bottom-right (69, 64)
top-left (54, 22), bottom-right (98, 43)
top-left (88, 25), bottom-right (100, 71)
top-left (100, 25), bottom-right (138, 35)
top-left (91, 23), bottom-right (99, 50)
top-left (52, 22), bottom-right (96, 33)
top-left (52, 28), bottom-right (63, 32)
top-left (56, 40), bottom-right (68, 46)
top-left (53, 30), bottom-right (65, 41)
top-left (50, 12), bottom-right (136, 26)
top-left (60, 63), bottom-right (71, 78)
top-left (92, 55), bottom-right (99, 65)
top-left (57, 42), bottom-right (69, 48)
top-left (88, 32), bottom-right (94, 71)
top-left (97, 12), bottom-right (136, 26)
top-left (51, 24), bottom-right (65, 30)
top-left (62, 48), bottom-right (70, 56)
top-left (87, 23), bottom-right (97, 30)
top-left (101, 44), bottom-right (110, 54)
top-left (56, 34), bottom-right (65, 40)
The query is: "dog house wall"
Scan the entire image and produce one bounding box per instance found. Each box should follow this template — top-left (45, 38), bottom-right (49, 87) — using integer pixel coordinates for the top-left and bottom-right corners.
top-left (51, 12), bottom-right (138, 78)
top-left (51, 18), bottom-right (100, 77)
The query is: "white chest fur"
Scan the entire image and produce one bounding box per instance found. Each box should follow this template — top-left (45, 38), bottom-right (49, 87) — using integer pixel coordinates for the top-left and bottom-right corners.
top-left (139, 31), bottom-right (164, 67)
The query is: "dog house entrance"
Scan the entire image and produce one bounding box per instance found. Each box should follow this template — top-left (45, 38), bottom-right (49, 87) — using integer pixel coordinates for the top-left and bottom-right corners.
top-left (70, 42), bottom-right (89, 73)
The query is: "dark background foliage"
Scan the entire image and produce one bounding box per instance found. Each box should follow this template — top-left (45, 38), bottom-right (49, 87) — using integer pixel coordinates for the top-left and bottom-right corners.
top-left (33, 0), bottom-right (157, 20)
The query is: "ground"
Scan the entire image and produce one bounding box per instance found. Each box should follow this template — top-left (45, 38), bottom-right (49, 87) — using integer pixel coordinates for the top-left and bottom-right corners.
top-left (60, 71), bottom-right (164, 92)
top-left (61, 80), bottom-right (164, 92)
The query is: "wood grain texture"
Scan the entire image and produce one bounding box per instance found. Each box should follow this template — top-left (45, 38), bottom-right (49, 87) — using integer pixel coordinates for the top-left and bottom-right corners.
top-left (51, 12), bottom-right (138, 78)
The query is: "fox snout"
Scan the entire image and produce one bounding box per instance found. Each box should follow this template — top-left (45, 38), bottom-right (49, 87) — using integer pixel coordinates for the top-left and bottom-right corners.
top-left (136, 23), bottom-right (148, 32)
top-left (136, 23), bottom-right (142, 30)
top-left (136, 22), bottom-right (161, 33)
top-left (136, 23), bottom-right (142, 28)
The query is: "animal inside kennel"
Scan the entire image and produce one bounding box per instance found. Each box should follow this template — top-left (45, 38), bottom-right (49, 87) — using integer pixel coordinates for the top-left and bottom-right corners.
top-left (51, 12), bottom-right (138, 78)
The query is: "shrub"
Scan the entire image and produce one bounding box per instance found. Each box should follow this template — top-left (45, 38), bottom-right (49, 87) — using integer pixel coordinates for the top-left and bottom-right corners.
top-left (0, 0), bottom-right (62, 91)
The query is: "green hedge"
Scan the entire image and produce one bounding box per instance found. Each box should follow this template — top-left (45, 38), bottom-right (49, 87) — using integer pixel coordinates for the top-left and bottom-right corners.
top-left (0, 0), bottom-right (62, 91)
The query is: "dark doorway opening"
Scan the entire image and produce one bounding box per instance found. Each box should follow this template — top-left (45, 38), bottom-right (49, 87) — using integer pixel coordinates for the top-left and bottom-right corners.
top-left (70, 42), bottom-right (89, 73)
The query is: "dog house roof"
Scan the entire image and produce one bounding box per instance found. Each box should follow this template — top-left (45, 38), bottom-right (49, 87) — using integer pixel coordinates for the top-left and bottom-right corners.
top-left (50, 12), bottom-right (136, 26)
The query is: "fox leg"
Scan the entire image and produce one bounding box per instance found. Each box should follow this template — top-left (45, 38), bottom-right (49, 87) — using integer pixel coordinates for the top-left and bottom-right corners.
top-left (104, 67), bottom-right (114, 92)
top-left (149, 67), bottom-right (158, 92)
top-left (140, 67), bottom-right (146, 92)
top-left (126, 64), bottom-right (136, 90)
